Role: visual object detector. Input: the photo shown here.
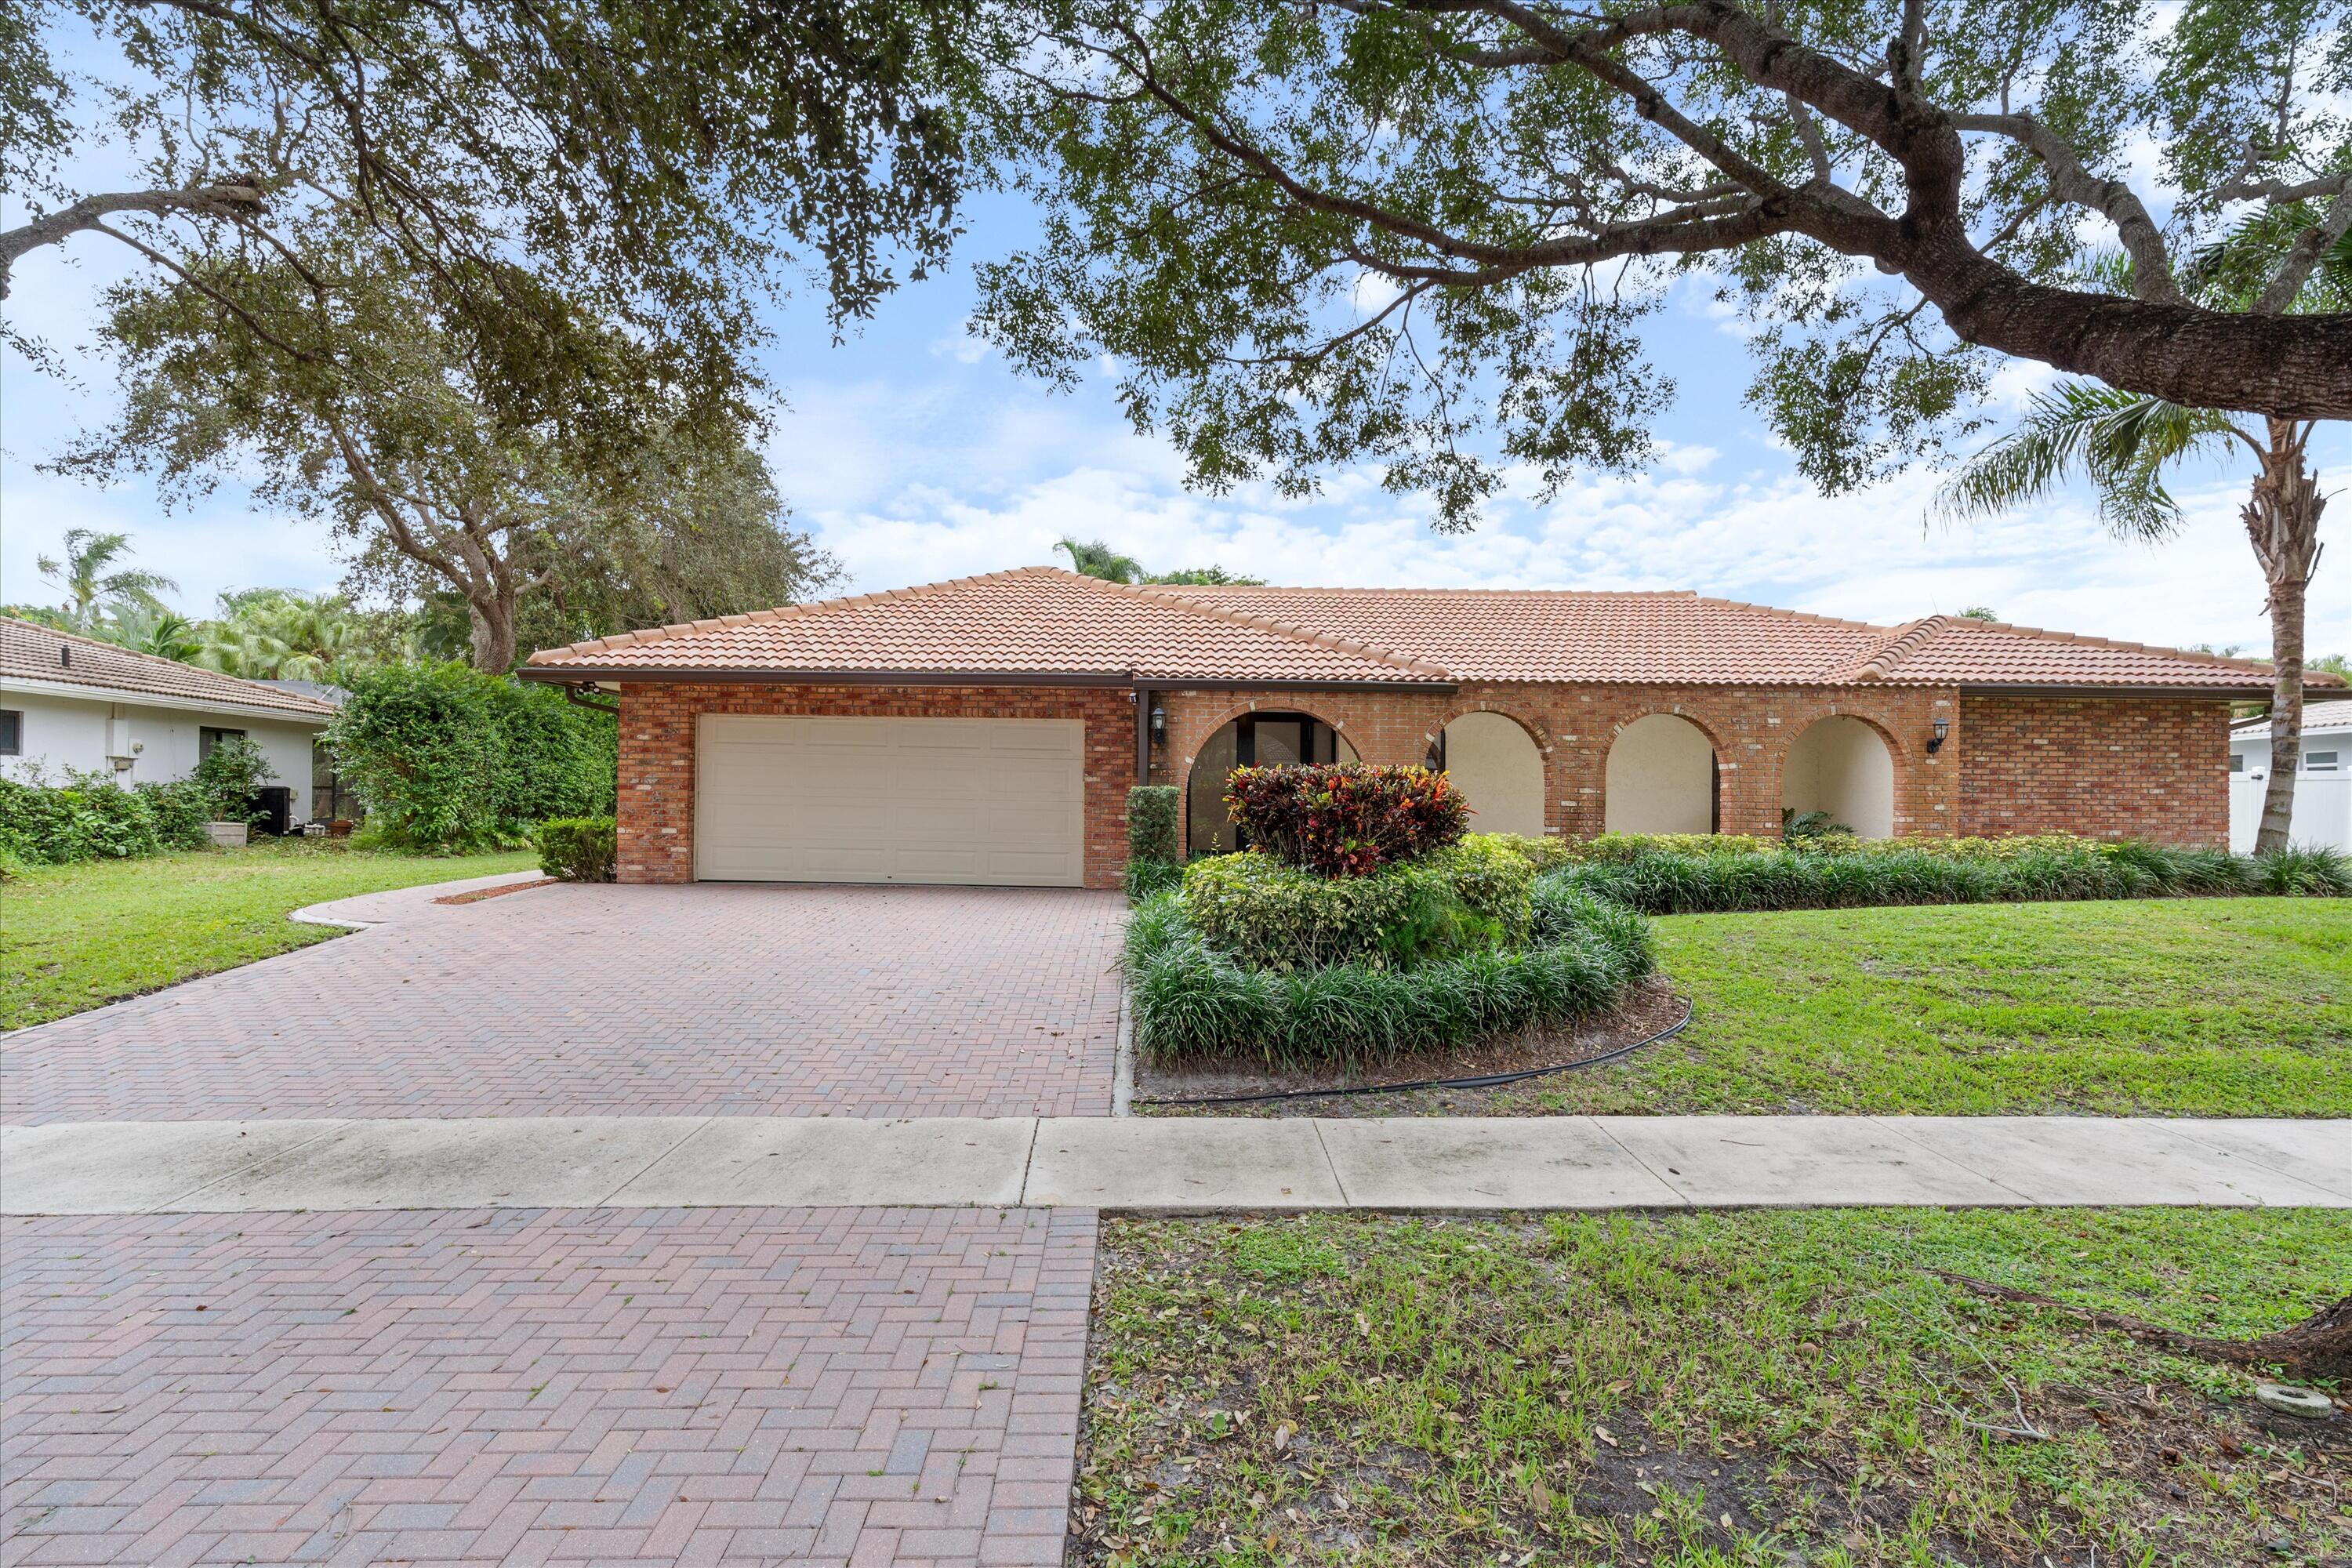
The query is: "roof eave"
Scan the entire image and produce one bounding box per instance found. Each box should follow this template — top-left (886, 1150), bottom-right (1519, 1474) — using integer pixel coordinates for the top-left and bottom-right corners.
top-left (0, 673), bottom-right (336, 723)
top-left (1955, 681), bottom-right (2277, 699)
top-left (519, 665), bottom-right (1457, 693)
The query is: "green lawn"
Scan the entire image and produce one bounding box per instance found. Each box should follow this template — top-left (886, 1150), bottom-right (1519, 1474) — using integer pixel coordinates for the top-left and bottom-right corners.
top-left (1499, 898), bottom-right (2352, 1118)
top-left (0, 840), bottom-right (538, 1029)
top-left (1076, 1210), bottom-right (2352, 1567)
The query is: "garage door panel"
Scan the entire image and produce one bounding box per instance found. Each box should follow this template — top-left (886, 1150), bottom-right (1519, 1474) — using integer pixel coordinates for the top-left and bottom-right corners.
top-left (695, 714), bottom-right (1086, 886)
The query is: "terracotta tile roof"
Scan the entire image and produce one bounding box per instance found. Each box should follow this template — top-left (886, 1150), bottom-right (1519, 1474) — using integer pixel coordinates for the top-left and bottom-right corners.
top-left (1817, 613), bottom-right (2322, 691)
top-left (524, 570), bottom-right (2315, 694)
top-left (0, 618), bottom-right (339, 719)
top-left (524, 568), bottom-right (1449, 683)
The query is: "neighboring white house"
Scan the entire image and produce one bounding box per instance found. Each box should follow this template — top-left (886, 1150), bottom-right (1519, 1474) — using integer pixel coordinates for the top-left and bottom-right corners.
top-left (0, 616), bottom-right (338, 821)
top-left (2229, 702), bottom-right (2352, 852)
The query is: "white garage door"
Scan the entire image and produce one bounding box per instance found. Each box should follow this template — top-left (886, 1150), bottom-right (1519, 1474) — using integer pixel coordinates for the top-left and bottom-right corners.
top-left (695, 714), bottom-right (1086, 886)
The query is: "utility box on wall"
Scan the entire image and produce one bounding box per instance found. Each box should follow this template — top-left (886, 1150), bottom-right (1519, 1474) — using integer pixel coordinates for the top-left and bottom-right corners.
top-left (103, 717), bottom-right (136, 771)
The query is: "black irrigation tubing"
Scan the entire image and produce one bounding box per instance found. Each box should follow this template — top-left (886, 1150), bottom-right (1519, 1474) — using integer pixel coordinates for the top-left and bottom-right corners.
top-left (1134, 996), bottom-right (1695, 1109)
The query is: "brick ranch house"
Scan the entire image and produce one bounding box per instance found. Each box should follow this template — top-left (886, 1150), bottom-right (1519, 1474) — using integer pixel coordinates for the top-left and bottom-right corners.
top-left (518, 567), bottom-right (2326, 890)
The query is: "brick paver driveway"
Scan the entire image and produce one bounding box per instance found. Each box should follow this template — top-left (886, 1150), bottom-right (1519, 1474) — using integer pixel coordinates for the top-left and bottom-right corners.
top-left (2, 1205), bottom-right (1094, 1566)
top-left (1, 880), bottom-right (1120, 1566)
top-left (1, 882), bottom-right (1126, 1123)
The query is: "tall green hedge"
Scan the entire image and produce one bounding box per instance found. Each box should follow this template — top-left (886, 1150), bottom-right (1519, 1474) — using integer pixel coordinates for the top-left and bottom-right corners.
top-left (324, 662), bottom-right (615, 851)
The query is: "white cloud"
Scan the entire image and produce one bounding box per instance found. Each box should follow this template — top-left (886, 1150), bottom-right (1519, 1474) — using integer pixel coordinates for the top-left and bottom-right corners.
top-left (797, 424), bottom-right (2350, 660)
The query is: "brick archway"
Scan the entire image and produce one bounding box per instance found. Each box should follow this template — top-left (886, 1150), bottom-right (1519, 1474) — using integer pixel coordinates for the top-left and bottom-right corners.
top-left (1602, 711), bottom-right (1724, 835)
top-left (1177, 702), bottom-right (1361, 855)
top-left (1777, 710), bottom-right (1904, 838)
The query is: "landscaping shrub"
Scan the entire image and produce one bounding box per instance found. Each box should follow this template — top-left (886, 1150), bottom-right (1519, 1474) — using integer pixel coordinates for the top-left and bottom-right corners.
top-left (1127, 784), bottom-right (1180, 862)
top-left (1183, 837), bottom-right (1533, 971)
top-left (1541, 837), bottom-right (2349, 914)
top-left (0, 768), bottom-right (212, 865)
top-left (2245, 843), bottom-right (2352, 896)
top-left (189, 734), bottom-right (278, 825)
top-left (1123, 887), bottom-right (1653, 1068)
top-left (1225, 762), bottom-right (1468, 876)
top-left (536, 816), bottom-right (618, 882)
top-left (325, 662), bottom-right (615, 851)
top-left (1123, 783), bottom-right (1183, 902)
top-left (1124, 856), bottom-right (1185, 901)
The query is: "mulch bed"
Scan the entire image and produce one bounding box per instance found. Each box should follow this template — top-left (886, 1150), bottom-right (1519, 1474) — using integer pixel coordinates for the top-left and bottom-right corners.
top-left (1134, 975), bottom-right (1688, 1118)
top-left (433, 877), bottom-right (561, 906)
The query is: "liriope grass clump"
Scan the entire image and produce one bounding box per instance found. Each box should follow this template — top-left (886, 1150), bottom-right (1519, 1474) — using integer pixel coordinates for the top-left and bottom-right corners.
top-left (1124, 880), bottom-right (1654, 1069)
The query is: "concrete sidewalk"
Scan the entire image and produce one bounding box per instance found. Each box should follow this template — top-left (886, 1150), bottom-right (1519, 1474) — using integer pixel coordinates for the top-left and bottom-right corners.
top-left (7, 1114), bottom-right (2346, 1215)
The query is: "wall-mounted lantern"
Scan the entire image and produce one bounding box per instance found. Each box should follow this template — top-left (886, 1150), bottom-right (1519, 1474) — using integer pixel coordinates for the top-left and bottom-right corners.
top-left (1927, 717), bottom-right (1950, 754)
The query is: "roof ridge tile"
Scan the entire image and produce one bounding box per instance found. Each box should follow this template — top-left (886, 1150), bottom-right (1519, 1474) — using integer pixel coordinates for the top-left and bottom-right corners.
top-left (1079, 573), bottom-right (1454, 677)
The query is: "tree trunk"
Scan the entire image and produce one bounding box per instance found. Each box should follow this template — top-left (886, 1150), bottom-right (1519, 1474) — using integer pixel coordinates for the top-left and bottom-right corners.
top-left (2246, 419), bottom-right (2325, 856)
top-left (1936, 1273), bottom-right (2352, 1381)
top-left (466, 591), bottom-right (520, 674)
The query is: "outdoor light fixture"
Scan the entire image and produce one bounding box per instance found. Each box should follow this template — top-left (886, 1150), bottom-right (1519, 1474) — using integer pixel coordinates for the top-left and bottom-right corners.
top-left (1927, 717), bottom-right (1949, 754)
top-left (1149, 702), bottom-right (1167, 745)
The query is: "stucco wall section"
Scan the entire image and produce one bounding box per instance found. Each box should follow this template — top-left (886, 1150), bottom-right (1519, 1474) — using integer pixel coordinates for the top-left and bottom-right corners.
top-left (1958, 695), bottom-right (2230, 844)
top-left (0, 689), bottom-right (319, 817)
top-left (616, 682), bottom-right (1138, 887)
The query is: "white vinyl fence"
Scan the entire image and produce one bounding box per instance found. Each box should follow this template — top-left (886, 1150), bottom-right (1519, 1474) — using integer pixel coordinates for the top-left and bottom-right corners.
top-left (2230, 773), bottom-right (2352, 852)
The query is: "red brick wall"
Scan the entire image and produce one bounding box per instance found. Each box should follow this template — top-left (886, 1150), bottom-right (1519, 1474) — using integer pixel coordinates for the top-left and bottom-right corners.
top-left (615, 683), bottom-right (1138, 887)
top-left (1152, 682), bottom-right (1959, 844)
top-left (1957, 695), bottom-right (2231, 844)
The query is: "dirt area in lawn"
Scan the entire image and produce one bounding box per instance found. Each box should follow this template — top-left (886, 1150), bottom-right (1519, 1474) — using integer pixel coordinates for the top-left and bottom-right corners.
top-left (1134, 975), bottom-right (1690, 1117)
top-left (433, 877), bottom-right (559, 904)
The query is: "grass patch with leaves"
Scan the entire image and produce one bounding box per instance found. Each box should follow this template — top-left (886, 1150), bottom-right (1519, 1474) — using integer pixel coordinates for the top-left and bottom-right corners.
top-left (1074, 1210), bottom-right (2352, 1567)
top-left (1478, 897), bottom-right (2350, 1118)
top-left (0, 837), bottom-right (535, 1029)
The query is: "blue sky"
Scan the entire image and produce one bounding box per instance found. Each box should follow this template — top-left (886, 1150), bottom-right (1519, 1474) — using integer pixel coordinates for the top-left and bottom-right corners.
top-left (3, 179), bottom-right (2345, 659)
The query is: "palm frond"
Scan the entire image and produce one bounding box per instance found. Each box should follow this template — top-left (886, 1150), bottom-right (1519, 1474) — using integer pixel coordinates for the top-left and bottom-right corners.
top-left (1934, 383), bottom-right (2242, 541)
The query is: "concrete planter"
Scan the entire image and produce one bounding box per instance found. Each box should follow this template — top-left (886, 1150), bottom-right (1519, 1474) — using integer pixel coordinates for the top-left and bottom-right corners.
top-left (206, 822), bottom-right (250, 848)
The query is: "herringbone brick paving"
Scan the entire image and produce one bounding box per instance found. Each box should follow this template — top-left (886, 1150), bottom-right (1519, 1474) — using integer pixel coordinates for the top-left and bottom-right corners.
top-left (1, 884), bottom-right (1123, 1124)
top-left (0, 1204), bottom-right (1098, 1566)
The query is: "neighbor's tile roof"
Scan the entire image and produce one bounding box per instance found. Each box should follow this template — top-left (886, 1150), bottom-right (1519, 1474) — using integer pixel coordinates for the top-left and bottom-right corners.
top-left (525, 569), bottom-right (2306, 694)
top-left (524, 568), bottom-right (1449, 683)
top-left (0, 617), bottom-right (339, 718)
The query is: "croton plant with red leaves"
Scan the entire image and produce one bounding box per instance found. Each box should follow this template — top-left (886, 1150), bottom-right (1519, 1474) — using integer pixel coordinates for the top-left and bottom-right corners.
top-left (1223, 762), bottom-right (1470, 877)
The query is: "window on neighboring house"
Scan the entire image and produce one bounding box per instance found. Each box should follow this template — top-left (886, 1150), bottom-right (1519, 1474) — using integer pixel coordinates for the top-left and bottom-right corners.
top-left (0, 709), bottom-right (19, 756)
top-left (198, 726), bottom-right (246, 759)
top-left (2229, 753), bottom-right (2245, 773)
top-left (2306, 750), bottom-right (2340, 772)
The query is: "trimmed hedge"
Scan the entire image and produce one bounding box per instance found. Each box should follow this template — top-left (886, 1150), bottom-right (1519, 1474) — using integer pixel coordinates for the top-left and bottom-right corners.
top-left (1124, 888), bottom-right (1655, 1069)
top-left (1182, 835), bottom-right (1534, 971)
top-left (1123, 783), bottom-right (1183, 902)
top-left (536, 816), bottom-right (617, 882)
top-left (1537, 839), bottom-right (2347, 914)
top-left (1127, 784), bottom-right (1180, 862)
top-left (1225, 762), bottom-right (1468, 876)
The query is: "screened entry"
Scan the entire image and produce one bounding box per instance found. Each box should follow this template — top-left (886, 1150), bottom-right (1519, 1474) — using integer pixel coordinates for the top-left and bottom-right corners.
top-left (1185, 711), bottom-right (1358, 855)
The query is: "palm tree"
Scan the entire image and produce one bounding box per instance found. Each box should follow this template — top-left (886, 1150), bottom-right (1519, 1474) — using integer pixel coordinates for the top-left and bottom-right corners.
top-left (1054, 537), bottom-right (1145, 583)
top-left (109, 604), bottom-right (203, 662)
top-left (34, 528), bottom-right (178, 632)
top-left (1938, 213), bottom-right (2345, 855)
top-left (1936, 389), bottom-right (2325, 855)
top-left (194, 588), bottom-right (361, 679)
top-left (1052, 539), bottom-right (1268, 586)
